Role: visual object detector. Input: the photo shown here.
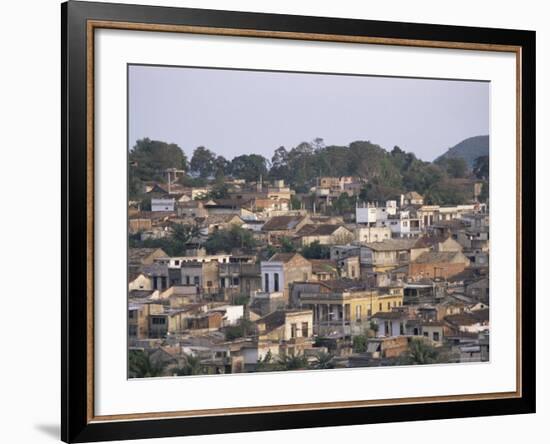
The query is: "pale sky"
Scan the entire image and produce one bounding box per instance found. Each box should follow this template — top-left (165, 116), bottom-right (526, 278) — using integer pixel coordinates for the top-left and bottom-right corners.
top-left (128, 64), bottom-right (489, 162)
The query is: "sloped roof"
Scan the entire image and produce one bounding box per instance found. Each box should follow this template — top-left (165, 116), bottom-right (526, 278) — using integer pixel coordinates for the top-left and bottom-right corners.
top-left (364, 238), bottom-right (421, 252)
top-left (412, 251), bottom-right (466, 264)
top-left (309, 259), bottom-right (338, 274)
top-left (268, 252), bottom-right (308, 264)
top-left (404, 191), bottom-right (423, 200)
top-left (296, 224), bottom-right (348, 237)
top-left (128, 248), bottom-right (167, 264)
top-left (262, 215), bottom-right (305, 231)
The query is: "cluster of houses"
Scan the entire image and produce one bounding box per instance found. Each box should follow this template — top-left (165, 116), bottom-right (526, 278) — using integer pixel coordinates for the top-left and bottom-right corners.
top-left (128, 176), bottom-right (490, 376)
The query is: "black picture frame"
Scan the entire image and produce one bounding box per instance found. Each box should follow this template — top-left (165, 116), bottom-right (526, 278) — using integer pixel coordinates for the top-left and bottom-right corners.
top-left (62, 1), bottom-right (536, 442)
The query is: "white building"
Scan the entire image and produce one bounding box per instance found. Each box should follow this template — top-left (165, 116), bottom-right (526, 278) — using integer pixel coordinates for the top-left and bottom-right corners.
top-left (356, 202), bottom-right (393, 225)
top-left (151, 198), bottom-right (175, 212)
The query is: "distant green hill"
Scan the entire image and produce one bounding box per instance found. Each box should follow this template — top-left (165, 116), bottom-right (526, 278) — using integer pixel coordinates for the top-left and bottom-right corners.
top-left (435, 135), bottom-right (489, 168)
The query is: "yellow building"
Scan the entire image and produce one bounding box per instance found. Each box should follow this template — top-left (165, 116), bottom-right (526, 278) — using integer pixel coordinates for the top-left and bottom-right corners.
top-left (295, 281), bottom-right (403, 336)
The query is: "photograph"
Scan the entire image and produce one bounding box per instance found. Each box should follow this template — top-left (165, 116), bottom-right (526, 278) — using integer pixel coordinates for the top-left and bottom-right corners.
top-left (127, 64), bottom-right (491, 378)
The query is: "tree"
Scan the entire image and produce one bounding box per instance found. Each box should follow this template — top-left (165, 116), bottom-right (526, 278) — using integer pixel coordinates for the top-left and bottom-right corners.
top-left (352, 334), bottom-right (368, 353)
top-left (290, 195), bottom-right (302, 210)
top-left (280, 237), bottom-right (297, 253)
top-left (276, 353), bottom-right (309, 371)
top-left (436, 157), bottom-right (468, 178)
top-left (205, 226), bottom-right (257, 254)
top-left (301, 241), bottom-right (330, 259)
top-left (473, 155), bottom-right (489, 180)
top-left (270, 146), bottom-right (290, 180)
top-left (171, 223), bottom-right (199, 245)
top-left (173, 354), bottom-right (203, 376)
top-left (129, 138), bottom-right (188, 198)
top-left (312, 351), bottom-right (335, 369)
top-left (213, 155), bottom-right (230, 179)
top-left (224, 319), bottom-right (256, 341)
top-left (229, 154), bottom-right (269, 182)
top-left (207, 180), bottom-right (230, 200)
top-left (397, 338), bottom-right (449, 365)
top-left (190, 146), bottom-right (216, 178)
top-left (331, 192), bottom-right (354, 215)
top-left (128, 350), bottom-right (168, 378)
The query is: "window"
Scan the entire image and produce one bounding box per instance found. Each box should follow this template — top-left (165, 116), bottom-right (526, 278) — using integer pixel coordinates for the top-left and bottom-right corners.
top-left (356, 305), bottom-right (362, 322)
top-left (379, 303), bottom-right (382, 311)
top-left (351, 267), bottom-right (355, 278)
top-left (174, 260), bottom-right (180, 266)
top-left (301, 322), bottom-right (309, 337)
top-left (264, 273), bottom-right (269, 292)
top-left (152, 317), bottom-right (166, 325)
top-left (290, 323), bottom-right (297, 338)
top-left (185, 276), bottom-right (190, 285)
top-left (193, 276), bottom-right (200, 286)
top-left (128, 325), bottom-right (137, 337)
top-left (399, 322), bottom-right (405, 335)
top-left (233, 277), bottom-right (239, 286)
top-left (387, 302), bottom-right (391, 310)
top-left (207, 280), bottom-right (212, 287)
top-left (433, 332), bottom-right (440, 341)
top-left (423, 331), bottom-right (429, 337)
top-left (274, 273), bottom-right (280, 292)
top-left (128, 311), bottom-right (135, 320)
top-left (220, 277), bottom-right (225, 288)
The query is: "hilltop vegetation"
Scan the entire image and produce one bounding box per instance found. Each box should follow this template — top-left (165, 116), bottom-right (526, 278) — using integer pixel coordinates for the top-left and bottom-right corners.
top-left (434, 135), bottom-right (489, 168)
top-left (129, 136), bottom-right (489, 205)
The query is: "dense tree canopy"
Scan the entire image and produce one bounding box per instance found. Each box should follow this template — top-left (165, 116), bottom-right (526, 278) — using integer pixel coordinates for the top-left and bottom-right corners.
top-left (205, 226), bottom-right (257, 254)
top-left (129, 138), bottom-right (188, 197)
top-left (229, 154), bottom-right (269, 182)
top-left (131, 136), bottom-right (483, 206)
top-left (190, 146), bottom-right (217, 178)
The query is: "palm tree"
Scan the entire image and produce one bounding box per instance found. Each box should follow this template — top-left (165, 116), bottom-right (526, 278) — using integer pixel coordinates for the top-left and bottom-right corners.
top-left (128, 350), bottom-right (168, 378)
top-left (400, 338), bottom-right (440, 365)
top-left (313, 352), bottom-right (335, 369)
top-left (277, 353), bottom-right (309, 371)
top-left (173, 354), bottom-right (203, 376)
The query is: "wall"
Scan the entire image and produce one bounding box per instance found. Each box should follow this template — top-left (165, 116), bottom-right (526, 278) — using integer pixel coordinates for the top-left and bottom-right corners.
top-left (0, 0), bottom-right (547, 443)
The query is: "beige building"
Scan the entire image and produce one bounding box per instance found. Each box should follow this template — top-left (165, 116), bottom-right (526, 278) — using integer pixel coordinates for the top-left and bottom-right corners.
top-left (260, 252), bottom-right (312, 302)
top-left (295, 224), bottom-right (354, 246)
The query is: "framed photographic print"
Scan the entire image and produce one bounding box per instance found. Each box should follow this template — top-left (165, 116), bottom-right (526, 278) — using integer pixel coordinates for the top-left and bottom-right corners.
top-left (61, 1), bottom-right (536, 442)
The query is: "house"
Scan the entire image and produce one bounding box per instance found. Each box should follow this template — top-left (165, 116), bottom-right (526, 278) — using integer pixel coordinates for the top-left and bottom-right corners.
top-left (256, 309), bottom-right (314, 358)
top-left (196, 214), bottom-right (244, 235)
top-left (337, 255), bottom-right (361, 280)
top-left (294, 280), bottom-right (404, 336)
top-left (129, 216), bottom-right (152, 234)
top-left (416, 234), bottom-right (463, 252)
top-left (260, 252), bottom-right (312, 301)
top-left (295, 224), bottom-right (354, 246)
top-left (309, 259), bottom-right (339, 281)
top-left (176, 200), bottom-right (208, 218)
top-left (353, 225), bottom-right (392, 243)
top-left (355, 202), bottom-right (392, 225)
top-left (381, 212), bottom-right (422, 237)
top-left (444, 309), bottom-right (489, 334)
top-left (128, 301), bottom-right (165, 339)
top-left (330, 244), bottom-right (361, 261)
top-left (371, 311), bottom-right (409, 337)
top-left (179, 261), bottom-right (220, 296)
top-left (151, 197), bottom-right (175, 212)
top-left (400, 191), bottom-right (424, 206)
top-left (262, 214), bottom-right (310, 245)
top-left (128, 247), bottom-right (168, 274)
top-left (128, 272), bottom-right (152, 291)
top-left (409, 251), bottom-right (471, 279)
top-left (360, 238), bottom-right (429, 272)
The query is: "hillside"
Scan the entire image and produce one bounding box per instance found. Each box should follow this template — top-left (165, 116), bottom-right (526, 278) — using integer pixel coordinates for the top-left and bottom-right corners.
top-left (435, 135), bottom-right (489, 168)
